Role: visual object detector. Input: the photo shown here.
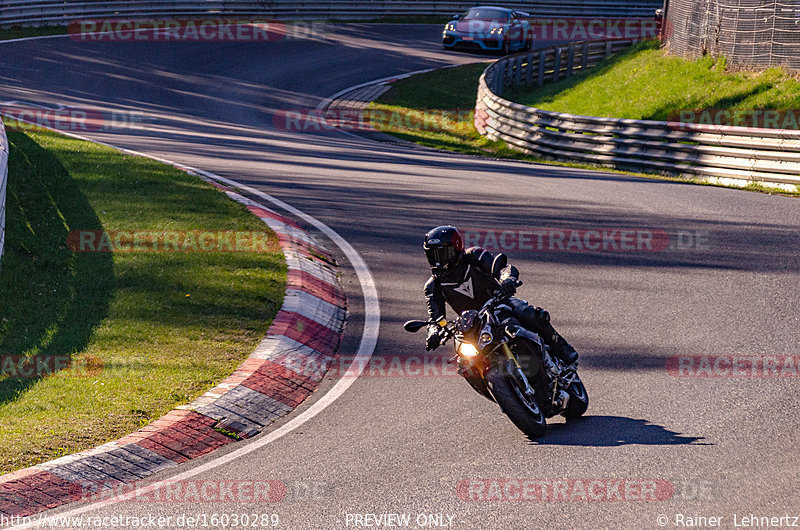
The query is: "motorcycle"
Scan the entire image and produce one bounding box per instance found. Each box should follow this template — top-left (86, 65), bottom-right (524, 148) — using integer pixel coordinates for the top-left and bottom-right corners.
top-left (403, 281), bottom-right (588, 438)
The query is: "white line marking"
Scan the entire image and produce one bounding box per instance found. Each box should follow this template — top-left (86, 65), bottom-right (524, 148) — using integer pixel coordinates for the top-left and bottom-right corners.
top-left (314, 63), bottom-right (483, 112)
top-left (314, 61), bottom-right (490, 144)
top-left (2, 116), bottom-right (380, 529)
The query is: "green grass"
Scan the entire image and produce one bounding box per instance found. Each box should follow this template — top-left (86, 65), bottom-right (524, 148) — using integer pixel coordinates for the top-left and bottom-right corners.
top-left (0, 26), bottom-right (66, 41)
top-left (506, 40), bottom-right (800, 119)
top-left (368, 62), bottom-right (519, 156)
top-left (370, 62), bottom-right (649, 160)
top-left (0, 124), bottom-right (285, 474)
top-left (369, 52), bottom-right (800, 196)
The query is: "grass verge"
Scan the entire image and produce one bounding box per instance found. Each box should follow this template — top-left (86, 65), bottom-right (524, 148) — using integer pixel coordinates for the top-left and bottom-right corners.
top-left (0, 123), bottom-right (285, 474)
top-left (368, 62), bottom-right (522, 156)
top-left (506, 40), bottom-right (800, 120)
top-left (0, 26), bottom-right (66, 41)
top-left (368, 55), bottom-right (800, 196)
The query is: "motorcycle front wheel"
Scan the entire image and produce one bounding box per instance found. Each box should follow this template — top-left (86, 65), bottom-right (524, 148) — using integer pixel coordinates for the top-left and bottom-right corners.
top-left (486, 365), bottom-right (547, 439)
top-left (562, 377), bottom-right (589, 419)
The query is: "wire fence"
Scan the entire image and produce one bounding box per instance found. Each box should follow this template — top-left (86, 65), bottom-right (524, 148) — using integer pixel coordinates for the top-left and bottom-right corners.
top-left (665, 0), bottom-right (800, 70)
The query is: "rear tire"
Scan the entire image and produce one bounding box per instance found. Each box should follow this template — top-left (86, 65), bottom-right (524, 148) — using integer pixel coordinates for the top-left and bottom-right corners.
top-left (486, 366), bottom-right (547, 438)
top-left (562, 378), bottom-right (589, 419)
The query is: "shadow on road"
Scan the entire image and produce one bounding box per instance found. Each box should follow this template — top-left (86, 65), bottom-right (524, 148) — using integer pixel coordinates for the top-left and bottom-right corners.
top-left (530, 415), bottom-right (709, 446)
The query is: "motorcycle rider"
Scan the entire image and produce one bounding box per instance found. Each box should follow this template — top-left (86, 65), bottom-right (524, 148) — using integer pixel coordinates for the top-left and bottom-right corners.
top-left (422, 225), bottom-right (579, 366)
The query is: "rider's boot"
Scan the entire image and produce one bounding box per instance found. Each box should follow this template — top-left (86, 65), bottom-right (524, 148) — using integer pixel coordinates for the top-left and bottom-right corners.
top-left (516, 305), bottom-right (579, 366)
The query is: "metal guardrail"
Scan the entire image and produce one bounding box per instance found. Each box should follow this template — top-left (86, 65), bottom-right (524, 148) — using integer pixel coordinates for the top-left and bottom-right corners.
top-left (0, 1), bottom-right (662, 27)
top-left (0, 120), bottom-right (8, 268)
top-left (474, 40), bottom-right (800, 185)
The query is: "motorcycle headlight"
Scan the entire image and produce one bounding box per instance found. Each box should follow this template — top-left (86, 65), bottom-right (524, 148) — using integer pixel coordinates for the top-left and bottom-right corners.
top-left (479, 329), bottom-right (493, 348)
top-left (458, 342), bottom-right (479, 358)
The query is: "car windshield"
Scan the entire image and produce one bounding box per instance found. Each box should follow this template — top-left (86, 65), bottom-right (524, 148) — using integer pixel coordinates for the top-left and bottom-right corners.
top-left (462, 8), bottom-right (510, 23)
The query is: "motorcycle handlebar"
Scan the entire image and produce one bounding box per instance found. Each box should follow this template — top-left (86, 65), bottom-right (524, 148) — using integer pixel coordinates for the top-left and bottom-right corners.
top-left (405, 279), bottom-right (524, 338)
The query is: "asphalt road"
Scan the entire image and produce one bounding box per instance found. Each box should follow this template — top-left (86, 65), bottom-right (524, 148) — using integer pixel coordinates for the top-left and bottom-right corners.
top-left (2, 24), bottom-right (799, 529)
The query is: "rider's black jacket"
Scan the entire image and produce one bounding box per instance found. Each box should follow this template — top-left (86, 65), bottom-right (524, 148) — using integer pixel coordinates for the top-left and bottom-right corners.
top-left (424, 247), bottom-right (518, 320)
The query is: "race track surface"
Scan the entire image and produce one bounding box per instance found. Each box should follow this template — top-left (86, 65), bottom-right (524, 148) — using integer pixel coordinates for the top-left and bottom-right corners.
top-left (1, 24), bottom-right (799, 529)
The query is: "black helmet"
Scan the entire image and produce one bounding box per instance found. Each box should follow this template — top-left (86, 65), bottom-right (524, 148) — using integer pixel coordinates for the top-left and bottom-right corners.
top-left (423, 225), bottom-right (464, 276)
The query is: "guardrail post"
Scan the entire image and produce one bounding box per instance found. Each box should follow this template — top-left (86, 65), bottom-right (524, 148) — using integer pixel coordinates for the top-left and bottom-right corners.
top-left (566, 46), bottom-right (575, 78)
top-left (581, 43), bottom-right (589, 71)
top-left (605, 41), bottom-right (613, 57)
top-left (495, 63), bottom-right (505, 94)
top-left (537, 50), bottom-right (546, 86)
top-left (514, 56), bottom-right (522, 86)
top-left (553, 48), bottom-right (562, 82)
top-left (525, 53), bottom-right (534, 85)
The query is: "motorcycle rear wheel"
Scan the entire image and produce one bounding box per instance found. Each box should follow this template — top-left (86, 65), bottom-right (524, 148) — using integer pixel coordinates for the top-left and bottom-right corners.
top-left (486, 366), bottom-right (547, 438)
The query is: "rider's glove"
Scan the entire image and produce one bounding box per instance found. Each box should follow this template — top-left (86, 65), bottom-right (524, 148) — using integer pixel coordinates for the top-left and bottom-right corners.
top-left (425, 327), bottom-right (446, 351)
top-left (498, 278), bottom-right (518, 297)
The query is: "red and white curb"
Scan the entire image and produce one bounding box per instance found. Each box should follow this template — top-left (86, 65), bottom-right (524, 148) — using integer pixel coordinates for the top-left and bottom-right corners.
top-left (0, 177), bottom-right (346, 518)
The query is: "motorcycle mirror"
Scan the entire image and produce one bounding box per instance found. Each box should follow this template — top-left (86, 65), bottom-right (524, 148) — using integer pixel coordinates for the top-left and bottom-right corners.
top-left (403, 320), bottom-right (428, 333)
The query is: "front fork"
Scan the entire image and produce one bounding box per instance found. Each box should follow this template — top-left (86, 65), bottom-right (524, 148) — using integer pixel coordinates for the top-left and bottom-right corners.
top-left (501, 342), bottom-right (537, 402)
top-left (503, 342), bottom-right (571, 412)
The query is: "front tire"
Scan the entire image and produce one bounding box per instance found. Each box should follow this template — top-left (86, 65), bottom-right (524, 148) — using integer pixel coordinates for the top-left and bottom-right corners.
top-left (486, 366), bottom-right (547, 438)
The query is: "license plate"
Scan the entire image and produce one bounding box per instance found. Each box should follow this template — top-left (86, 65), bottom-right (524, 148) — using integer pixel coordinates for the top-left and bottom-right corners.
top-left (462, 36), bottom-right (474, 41)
